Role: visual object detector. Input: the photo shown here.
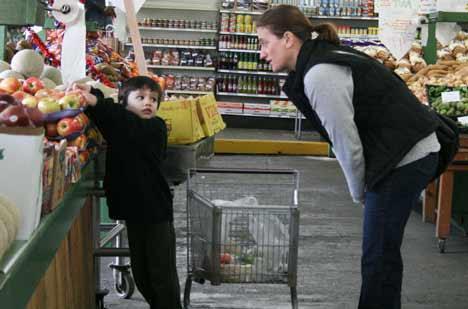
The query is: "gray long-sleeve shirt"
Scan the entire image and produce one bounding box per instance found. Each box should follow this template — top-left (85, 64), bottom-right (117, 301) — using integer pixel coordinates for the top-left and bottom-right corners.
top-left (303, 63), bottom-right (440, 203)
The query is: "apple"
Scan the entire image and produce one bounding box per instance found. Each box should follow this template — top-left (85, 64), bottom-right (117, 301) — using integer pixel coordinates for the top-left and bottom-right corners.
top-left (0, 77), bottom-right (21, 94)
top-left (23, 77), bottom-right (44, 95)
top-left (22, 95), bottom-right (38, 108)
top-left (0, 105), bottom-right (31, 127)
top-left (11, 91), bottom-right (31, 102)
top-left (57, 117), bottom-right (82, 136)
top-left (34, 89), bottom-right (53, 99)
top-left (65, 90), bottom-right (86, 106)
top-left (52, 91), bottom-right (65, 100)
top-left (69, 134), bottom-right (87, 149)
top-left (79, 150), bottom-right (90, 164)
top-left (45, 122), bottom-right (59, 137)
top-left (59, 94), bottom-right (81, 110)
top-left (220, 253), bottom-right (232, 265)
top-left (25, 107), bottom-right (44, 127)
top-left (37, 98), bottom-right (60, 114)
top-left (74, 113), bottom-right (89, 128)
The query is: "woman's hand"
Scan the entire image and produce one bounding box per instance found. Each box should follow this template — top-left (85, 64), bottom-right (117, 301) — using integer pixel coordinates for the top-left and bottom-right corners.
top-left (69, 83), bottom-right (98, 107)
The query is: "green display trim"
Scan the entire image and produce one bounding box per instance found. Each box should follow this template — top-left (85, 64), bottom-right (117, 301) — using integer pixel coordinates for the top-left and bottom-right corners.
top-left (0, 26), bottom-right (6, 62)
top-left (423, 11), bottom-right (468, 65)
top-left (0, 161), bottom-right (95, 309)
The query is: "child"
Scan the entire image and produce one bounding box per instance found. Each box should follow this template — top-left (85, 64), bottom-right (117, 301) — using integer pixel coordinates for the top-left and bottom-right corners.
top-left (74, 76), bottom-right (182, 309)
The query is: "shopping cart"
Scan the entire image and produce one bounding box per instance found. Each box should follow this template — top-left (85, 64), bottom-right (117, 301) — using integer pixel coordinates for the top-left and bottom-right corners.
top-left (184, 168), bottom-right (300, 309)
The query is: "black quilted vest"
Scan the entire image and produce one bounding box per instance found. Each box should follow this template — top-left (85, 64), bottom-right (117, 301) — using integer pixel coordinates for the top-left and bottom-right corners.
top-left (283, 39), bottom-right (439, 189)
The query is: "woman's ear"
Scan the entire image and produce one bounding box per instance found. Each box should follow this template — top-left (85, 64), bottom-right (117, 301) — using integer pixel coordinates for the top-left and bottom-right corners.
top-left (283, 31), bottom-right (296, 48)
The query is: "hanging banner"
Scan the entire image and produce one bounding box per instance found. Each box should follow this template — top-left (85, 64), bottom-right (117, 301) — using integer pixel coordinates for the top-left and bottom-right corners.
top-left (419, 0), bottom-right (437, 14)
top-left (109, 0), bottom-right (145, 13)
top-left (378, 0), bottom-right (420, 60)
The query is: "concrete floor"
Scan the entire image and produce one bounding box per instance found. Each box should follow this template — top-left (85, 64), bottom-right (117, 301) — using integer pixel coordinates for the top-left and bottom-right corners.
top-left (99, 154), bottom-right (468, 309)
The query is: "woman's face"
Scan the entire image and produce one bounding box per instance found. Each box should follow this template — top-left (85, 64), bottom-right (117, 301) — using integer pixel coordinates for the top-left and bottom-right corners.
top-left (257, 26), bottom-right (290, 72)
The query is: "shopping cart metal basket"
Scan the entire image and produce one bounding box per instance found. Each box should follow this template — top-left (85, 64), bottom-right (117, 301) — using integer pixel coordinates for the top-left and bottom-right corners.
top-left (183, 168), bottom-right (300, 309)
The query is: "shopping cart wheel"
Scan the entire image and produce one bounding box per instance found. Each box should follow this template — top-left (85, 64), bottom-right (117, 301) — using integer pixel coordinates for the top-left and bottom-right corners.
top-left (438, 239), bottom-right (446, 253)
top-left (290, 286), bottom-right (298, 309)
top-left (183, 275), bottom-right (193, 309)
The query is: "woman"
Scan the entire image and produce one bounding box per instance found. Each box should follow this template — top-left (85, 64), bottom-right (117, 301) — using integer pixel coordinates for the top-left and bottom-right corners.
top-left (256, 5), bottom-right (440, 309)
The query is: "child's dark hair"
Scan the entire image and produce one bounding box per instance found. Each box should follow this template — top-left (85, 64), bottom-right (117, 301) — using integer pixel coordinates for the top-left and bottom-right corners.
top-left (118, 76), bottom-right (162, 106)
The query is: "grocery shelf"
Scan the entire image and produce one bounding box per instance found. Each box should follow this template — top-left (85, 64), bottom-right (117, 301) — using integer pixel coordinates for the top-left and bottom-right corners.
top-left (166, 90), bottom-right (213, 95)
top-left (218, 48), bottom-right (260, 53)
top-left (139, 27), bottom-right (217, 33)
top-left (148, 65), bottom-right (216, 71)
top-left (307, 15), bottom-right (378, 21)
top-left (340, 35), bottom-right (379, 40)
top-left (219, 31), bottom-right (258, 36)
top-left (218, 69), bottom-right (287, 76)
top-left (221, 111), bottom-right (300, 119)
top-left (219, 9), bottom-right (265, 15)
top-left (142, 4), bottom-right (218, 11)
top-left (217, 92), bottom-right (287, 99)
top-left (126, 43), bottom-right (217, 50)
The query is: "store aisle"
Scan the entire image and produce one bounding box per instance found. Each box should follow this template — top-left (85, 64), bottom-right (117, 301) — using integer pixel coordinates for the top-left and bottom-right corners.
top-left (101, 155), bottom-right (468, 309)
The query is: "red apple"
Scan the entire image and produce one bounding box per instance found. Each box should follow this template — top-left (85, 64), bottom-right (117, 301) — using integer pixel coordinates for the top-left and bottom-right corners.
top-left (69, 134), bottom-right (87, 149)
top-left (59, 94), bottom-right (81, 110)
top-left (22, 95), bottom-right (38, 108)
top-left (37, 98), bottom-right (60, 114)
top-left (0, 105), bottom-right (31, 127)
top-left (12, 91), bottom-right (31, 102)
top-left (79, 150), bottom-right (90, 164)
top-left (0, 77), bottom-right (21, 94)
top-left (23, 77), bottom-right (44, 95)
top-left (45, 122), bottom-right (59, 137)
top-left (35, 89), bottom-right (53, 99)
top-left (74, 113), bottom-right (89, 128)
top-left (25, 107), bottom-right (44, 127)
top-left (57, 117), bottom-right (81, 136)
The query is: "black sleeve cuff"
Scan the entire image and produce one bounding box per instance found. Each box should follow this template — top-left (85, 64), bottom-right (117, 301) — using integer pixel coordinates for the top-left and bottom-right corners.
top-left (90, 87), bottom-right (105, 100)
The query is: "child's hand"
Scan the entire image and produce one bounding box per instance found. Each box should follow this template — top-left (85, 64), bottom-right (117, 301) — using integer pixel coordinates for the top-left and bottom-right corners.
top-left (69, 83), bottom-right (98, 106)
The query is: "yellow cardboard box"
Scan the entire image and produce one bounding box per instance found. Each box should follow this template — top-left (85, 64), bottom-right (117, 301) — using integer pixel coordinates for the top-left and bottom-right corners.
top-left (197, 94), bottom-right (226, 137)
top-left (157, 99), bottom-right (205, 144)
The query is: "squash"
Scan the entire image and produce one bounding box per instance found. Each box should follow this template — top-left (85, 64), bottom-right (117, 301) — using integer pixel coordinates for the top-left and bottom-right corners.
top-left (40, 65), bottom-right (63, 85)
top-left (0, 219), bottom-right (8, 260)
top-left (0, 203), bottom-right (16, 244)
top-left (11, 49), bottom-right (45, 78)
top-left (0, 195), bottom-right (20, 229)
top-left (0, 60), bottom-right (10, 73)
top-left (0, 70), bottom-right (24, 80)
top-left (41, 78), bottom-right (57, 89)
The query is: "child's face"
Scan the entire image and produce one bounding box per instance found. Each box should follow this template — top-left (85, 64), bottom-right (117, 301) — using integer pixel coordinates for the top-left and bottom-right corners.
top-left (126, 87), bottom-right (160, 119)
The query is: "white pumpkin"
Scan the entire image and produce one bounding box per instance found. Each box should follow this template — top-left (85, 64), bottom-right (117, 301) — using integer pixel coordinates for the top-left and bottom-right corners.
top-left (41, 78), bottom-right (57, 89)
top-left (0, 204), bottom-right (16, 244)
top-left (0, 219), bottom-right (9, 260)
top-left (0, 195), bottom-right (20, 228)
top-left (11, 49), bottom-right (45, 78)
top-left (0, 70), bottom-right (24, 80)
top-left (0, 60), bottom-right (10, 73)
top-left (40, 65), bottom-right (63, 85)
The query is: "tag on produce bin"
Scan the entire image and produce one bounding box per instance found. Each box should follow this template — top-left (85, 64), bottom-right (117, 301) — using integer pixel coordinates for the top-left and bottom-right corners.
top-left (442, 91), bottom-right (461, 104)
top-left (458, 116), bottom-right (468, 125)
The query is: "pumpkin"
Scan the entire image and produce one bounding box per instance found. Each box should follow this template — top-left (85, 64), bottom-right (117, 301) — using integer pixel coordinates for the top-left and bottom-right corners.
top-left (0, 203), bottom-right (16, 244)
top-left (11, 49), bottom-right (45, 78)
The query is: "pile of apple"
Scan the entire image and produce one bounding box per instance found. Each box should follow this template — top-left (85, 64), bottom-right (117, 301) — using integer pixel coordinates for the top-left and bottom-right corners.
top-left (0, 76), bottom-right (92, 155)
